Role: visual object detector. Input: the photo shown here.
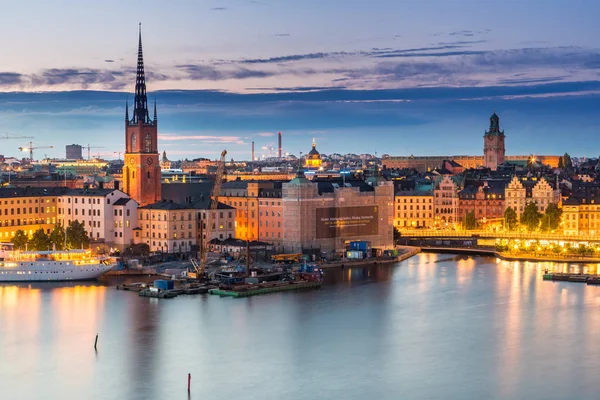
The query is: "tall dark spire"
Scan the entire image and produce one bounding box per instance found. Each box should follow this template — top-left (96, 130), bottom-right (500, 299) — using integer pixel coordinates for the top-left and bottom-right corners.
top-left (132, 23), bottom-right (149, 124)
top-left (125, 98), bottom-right (129, 121)
top-left (153, 99), bottom-right (157, 123)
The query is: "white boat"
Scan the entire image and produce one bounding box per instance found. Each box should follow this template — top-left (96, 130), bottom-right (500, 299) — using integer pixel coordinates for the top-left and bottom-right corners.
top-left (0, 249), bottom-right (115, 282)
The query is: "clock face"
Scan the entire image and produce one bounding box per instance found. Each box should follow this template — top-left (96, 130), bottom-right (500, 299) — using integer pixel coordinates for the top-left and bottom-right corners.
top-left (129, 157), bottom-right (135, 165)
top-left (146, 157), bottom-right (153, 165)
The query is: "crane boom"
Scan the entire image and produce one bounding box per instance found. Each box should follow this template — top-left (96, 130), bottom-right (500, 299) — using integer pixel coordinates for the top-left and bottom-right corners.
top-left (198, 150), bottom-right (227, 277)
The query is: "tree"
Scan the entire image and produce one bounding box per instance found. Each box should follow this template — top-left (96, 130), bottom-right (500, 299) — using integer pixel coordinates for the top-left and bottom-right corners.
top-left (558, 157), bottom-right (564, 169)
top-left (521, 202), bottom-right (542, 232)
top-left (504, 207), bottom-right (518, 231)
top-left (393, 226), bottom-right (401, 245)
top-left (29, 228), bottom-right (51, 251)
top-left (11, 229), bottom-right (28, 250)
top-left (462, 211), bottom-right (478, 230)
top-left (540, 203), bottom-right (562, 232)
top-left (66, 220), bottom-right (90, 249)
top-left (49, 224), bottom-right (66, 250)
top-left (563, 153), bottom-right (573, 172)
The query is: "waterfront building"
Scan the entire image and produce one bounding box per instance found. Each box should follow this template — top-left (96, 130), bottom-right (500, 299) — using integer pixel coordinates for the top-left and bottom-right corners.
top-left (281, 171), bottom-right (394, 255)
top-left (122, 26), bottom-right (161, 207)
top-left (457, 182), bottom-right (505, 223)
top-left (191, 197), bottom-right (236, 243)
top-left (505, 176), bottom-right (560, 214)
top-left (305, 140), bottom-right (323, 169)
top-left (0, 187), bottom-right (68, 241)
top-left (137, 201), bottom-right (196, 254)
top-left (562, 195), bottom-right (600, 237)
top-left (225, 171), bottom-right (295, 182)
top-left (110, 197), bottom-right (139, 250)
top-left (57, 187), bottom-right (132, 243)
top-left (433, 176), bottom-right (462, 227)
top-left (394, 181), bottom-right (434, 228)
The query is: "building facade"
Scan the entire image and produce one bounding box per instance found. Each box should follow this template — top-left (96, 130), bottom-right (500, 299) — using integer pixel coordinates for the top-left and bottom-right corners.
top-left (137, 201), bottom-right (196, 254)
top-left (458, 183), bottom-right (505, 223)
top-left (562, 196), bottom-right (600, 237)
top-left (122, 27), bottom-right (161, 207)
top-left (0, 187), bottom-right (68, 243)
top-left (281, 172), bottom-right (394, 254)
top-left (434, 176), bottom-right (461, 227)
top-left (57, 188), bottom-right (132, 244)
top-left (531, 177), bottom-right (561, 212)
top-left (111, 198), bottom-right (139, 250)
top-left (305, 141), bottom-right (323, 169)
top-left (505, 175), bottom-right (527, 214)
top-left (394, 185), bottom-right (434, 228)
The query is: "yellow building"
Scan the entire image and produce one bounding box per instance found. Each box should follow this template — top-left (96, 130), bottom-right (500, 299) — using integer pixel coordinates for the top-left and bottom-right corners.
top-left (305, 141), bottom-right (323, 169)
top-left (562, 196), bottom-right (600, 237)
top-left (137, 201), bottom-right (197, 254)
top-left (0, 187), bottom-right (68, 243)
top-left (394, 185), bottom-right (434, 228)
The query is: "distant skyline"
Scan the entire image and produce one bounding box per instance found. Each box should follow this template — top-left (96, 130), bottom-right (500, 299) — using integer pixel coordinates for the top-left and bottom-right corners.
top-left (0, 0), bottom-right (599, 159)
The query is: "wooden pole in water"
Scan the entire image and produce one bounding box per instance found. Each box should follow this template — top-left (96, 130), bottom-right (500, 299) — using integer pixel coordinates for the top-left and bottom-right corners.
top-left (188, 373), bottom-right (191, 392)
top-left (94, 334), bottom-right (98, 350)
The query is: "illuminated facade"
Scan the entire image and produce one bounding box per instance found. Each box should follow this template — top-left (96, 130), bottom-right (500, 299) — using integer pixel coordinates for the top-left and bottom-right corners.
top-left (434, 176), bottom-right (461, 226)
top-left (0, 187), bottom-right (68, 242)
top-left (394, 186), bottom-right (434, 228)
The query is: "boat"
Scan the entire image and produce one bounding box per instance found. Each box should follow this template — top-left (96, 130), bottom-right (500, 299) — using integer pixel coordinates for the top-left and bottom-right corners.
top-left (0, 250), bottom-right (115, 282)
top-left (296, 263), bottom-right (324, 282)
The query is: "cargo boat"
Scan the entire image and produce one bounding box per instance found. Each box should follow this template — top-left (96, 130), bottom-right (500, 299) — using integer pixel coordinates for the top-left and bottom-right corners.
top-left (0, 250), bottom-right (114, 282)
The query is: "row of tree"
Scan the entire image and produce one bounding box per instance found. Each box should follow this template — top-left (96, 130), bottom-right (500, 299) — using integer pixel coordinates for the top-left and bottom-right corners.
top-left (11, 220), bottom-right (90, 251)
top-left (462, 202), bottom-right (562, 232)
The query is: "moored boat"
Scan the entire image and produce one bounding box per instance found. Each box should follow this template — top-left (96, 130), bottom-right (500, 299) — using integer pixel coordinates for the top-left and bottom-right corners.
top-left (0, 250), bottom-right (115, 282)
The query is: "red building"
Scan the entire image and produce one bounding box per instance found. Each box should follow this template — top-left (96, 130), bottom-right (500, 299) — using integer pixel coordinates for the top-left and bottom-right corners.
top-left (122, 26), bottom-right (161, 207)
top-left (458, 182), bottom-right (505, 223)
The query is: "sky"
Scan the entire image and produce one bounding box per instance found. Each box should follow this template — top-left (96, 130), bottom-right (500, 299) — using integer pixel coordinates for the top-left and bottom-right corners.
top-left (0, 0), bottom-right (599, 160)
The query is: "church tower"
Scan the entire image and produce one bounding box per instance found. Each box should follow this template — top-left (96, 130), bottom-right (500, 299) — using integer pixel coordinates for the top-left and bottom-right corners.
top-left (123, 25), bottom-right (161, 206)
top-left (483, 111), bottom-right (506, 170)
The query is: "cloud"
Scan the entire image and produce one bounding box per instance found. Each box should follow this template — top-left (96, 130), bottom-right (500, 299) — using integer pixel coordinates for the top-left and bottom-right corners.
top-left (176, 64), bottom-right (278, 80)
top-left (210, 7), bottom-right (227, 11)
top-left (30, 68), bottom-right (127, 89)
top-left (246, 86), bottom-right (347, 91)
top-left (104, 60), bottom-right (115, 63)
top-left (159, 133), bottom-right (245, 144)
top-left (273, 33), bottom-right (290, 37)
top-left (256, 132), bottom-right (275, 137)
top-left (239, 52), bottom-right (356, 64)
top-left (0, 72), bottom-right (24, 86)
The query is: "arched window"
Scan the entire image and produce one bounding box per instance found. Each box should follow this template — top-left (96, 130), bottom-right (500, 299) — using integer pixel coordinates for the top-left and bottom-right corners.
top-left (145, 134), bottom-right (152, 152)
top-left (131, 133), bottom-right (137, 151)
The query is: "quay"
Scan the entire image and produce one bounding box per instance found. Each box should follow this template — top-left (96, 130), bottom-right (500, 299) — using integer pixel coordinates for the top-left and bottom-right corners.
top-left (421, 246), bottom-right (600, 264)
top-left (209, 280), bottom-right (321, 298)
top-left (543, 273), bottom-right (600, 285)
top-left (321, 246), bottom-right (421, 269)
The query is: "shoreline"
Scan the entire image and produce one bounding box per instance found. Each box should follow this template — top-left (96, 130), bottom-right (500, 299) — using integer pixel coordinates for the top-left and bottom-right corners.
top-left (421, 247), bottom-right (600, 264)
top-left (320, 246), bottom-right (422, 269)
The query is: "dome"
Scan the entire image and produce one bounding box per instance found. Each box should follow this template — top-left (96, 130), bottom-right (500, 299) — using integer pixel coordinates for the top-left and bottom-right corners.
top-left (308, 143), bottom-right (320, 158)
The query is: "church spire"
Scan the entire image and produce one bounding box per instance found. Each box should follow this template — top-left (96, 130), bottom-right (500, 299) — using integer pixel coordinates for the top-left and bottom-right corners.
top-left (153, 99), bottom-right (157, 123)
top-left (125, 98), bottom-right (129, 121)
top-left (133, 23), bottom-right (149, 124)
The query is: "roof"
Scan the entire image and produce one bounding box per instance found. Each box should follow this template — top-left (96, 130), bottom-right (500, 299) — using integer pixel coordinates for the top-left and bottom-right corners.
top-left (308, 143), bottom-right (320, 158)
top-left (65, 188), bottom-right (116, 197)
top-left (316, 179), bottom-right (374, 194)
top-left (139, 200), bottom-right (193, 210)
top-left (190, 197), bottom-right (234, 210)
top-left (113, 198), bottom-right (135, 206)
top-left (0, 186), bottom-right (70, 199)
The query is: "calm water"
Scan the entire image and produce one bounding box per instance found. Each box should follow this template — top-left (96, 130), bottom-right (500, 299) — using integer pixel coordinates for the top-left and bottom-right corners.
top-left (2, 253), bottom-right (600, 400)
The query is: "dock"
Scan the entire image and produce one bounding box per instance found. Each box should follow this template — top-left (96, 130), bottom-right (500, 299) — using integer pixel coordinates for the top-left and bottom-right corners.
top-left (543, 273), bottom-right (600, 285)
top-left (209, 280), bottom-right (321, 298)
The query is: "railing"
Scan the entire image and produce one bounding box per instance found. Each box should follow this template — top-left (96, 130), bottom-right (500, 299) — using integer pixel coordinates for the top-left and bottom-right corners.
top-left (398, 229), bottom-right (600, 242)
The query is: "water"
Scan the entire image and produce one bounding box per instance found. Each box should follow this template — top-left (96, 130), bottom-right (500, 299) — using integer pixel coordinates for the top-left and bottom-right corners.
top-left (2, 253), bottom-right (600, 400)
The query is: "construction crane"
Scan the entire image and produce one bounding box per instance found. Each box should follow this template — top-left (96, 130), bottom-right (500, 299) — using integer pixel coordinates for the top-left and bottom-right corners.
top-left (18, 142), bottom-right (53, 161)
top-left (194, 149), bottom-right (227, 279)
top-left (85, 144), bottom-right (105, 160)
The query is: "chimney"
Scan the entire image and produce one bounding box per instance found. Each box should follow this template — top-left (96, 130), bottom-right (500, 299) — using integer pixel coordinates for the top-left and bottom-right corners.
top-left (278, 132), bottom-right (282, 158)
top-left (98, 181), bottom-right (104, 190)
top-left (113, 180), bottom-right (120, 191)
top-left (252, 141), bottom-right (255, 161)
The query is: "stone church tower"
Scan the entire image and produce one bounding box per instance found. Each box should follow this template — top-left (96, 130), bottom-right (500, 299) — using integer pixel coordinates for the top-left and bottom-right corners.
top-left (483, 111), bottom-right (505, 170)
top-left (123, 25), bottom-right (161, 207)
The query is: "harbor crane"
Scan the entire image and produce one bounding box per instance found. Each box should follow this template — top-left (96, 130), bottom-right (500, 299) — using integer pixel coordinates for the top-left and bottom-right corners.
top-left (18, 142), bottom-right (53, 161)
top-left (85, 144), bottom-right (105, 160)
top-left (192, 149), bottom-right (227, 279)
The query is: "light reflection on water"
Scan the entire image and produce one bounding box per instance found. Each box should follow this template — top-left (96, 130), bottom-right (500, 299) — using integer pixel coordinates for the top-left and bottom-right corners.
top-left (1, 254), bottom-right (600, 400)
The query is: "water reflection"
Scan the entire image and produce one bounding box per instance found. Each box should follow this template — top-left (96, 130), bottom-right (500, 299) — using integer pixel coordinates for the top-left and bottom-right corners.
top-left (2, 255), bottom-right (600, 400)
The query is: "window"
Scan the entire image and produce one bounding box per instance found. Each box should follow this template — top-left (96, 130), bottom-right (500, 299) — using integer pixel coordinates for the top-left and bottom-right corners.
top-left (131, 133), bottom-right (137, 150)
top-left (145, 133), bottom-right (152, 152)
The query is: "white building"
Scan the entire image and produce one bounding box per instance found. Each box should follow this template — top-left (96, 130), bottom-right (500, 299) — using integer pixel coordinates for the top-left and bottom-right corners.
top-left (57, 187), bottom-right (131, 245)
top-left (111, 197), bottom-right (139, 250)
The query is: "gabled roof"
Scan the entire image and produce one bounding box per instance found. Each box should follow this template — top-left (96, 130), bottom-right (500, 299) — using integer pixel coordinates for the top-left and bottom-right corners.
top-left (139, 200), bottom-right (192, 210)
top-left (65, 188), bottom-right (116, 197)
top-left (113, 197), bottom-right (135, 206)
